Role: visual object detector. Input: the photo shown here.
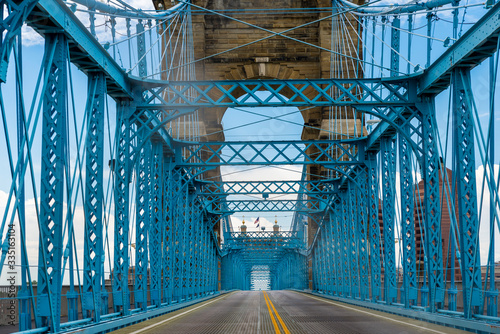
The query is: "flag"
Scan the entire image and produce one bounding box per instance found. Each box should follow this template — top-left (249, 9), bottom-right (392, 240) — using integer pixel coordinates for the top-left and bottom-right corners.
top-left (256, 223), bottom-right (260, 228)
top-left (254, 217), bottom-right (260, 224)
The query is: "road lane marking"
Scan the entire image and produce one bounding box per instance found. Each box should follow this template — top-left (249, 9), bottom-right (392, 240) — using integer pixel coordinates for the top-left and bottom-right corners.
top-left (263, 291), bottom-right (281, 334)
top-left (127, 294), bottom-right (230, 334)
top-left (264, 291), bottom-right (290, 334)
top-left (299, 293), bottom-right (450, 334)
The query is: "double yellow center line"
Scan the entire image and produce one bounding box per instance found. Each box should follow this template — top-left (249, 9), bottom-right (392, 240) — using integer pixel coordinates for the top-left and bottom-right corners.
top-left (262, 291), bottom-right (290, 334)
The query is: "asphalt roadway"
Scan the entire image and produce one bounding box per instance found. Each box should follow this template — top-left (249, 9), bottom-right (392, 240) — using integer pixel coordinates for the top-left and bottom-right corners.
top-left (110, 290), bottom-right (473, 334)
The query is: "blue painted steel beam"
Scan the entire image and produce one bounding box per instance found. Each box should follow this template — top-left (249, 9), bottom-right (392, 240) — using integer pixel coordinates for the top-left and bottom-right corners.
top-left (36, 33), bottom-right (68, 333)
top-left (27, 0), bottom-right (132, 98)
top-left (207, 199), bottom-right (326, 214)
top-left (367, 153), bottom-right (382, 301)
top-left (356, 171), bottom-right (369, 300)
top-left (418, 99), bottom-right (445, 311)
top-left (452, 68), bottom-right (482, 318)
top-left (141, 78), bottom-right (416, 107)
top-left (134, 132), bottom-right (150, 310)
top-left (112, 102), bottom-right (133, 315)
top-left (418, 1), bottom-right (500, 95)
top-left (175, 140), bottom-right (362, 167)
top-left (196, 180), bottom-right (336, 196)
top-left (162, 157), bottom-right (174, 304)
top-left (364, 106), bottom-right (422, 155)
top-left (340, 192), bottom-right (350, 297)
top-left (130, 106), bottom-right (194, 153)
top-left (348, 183), bottom-right (360, 298)
top-left (149, 141), bottom-right (163, 307)
top-left (398, 127), bottom-right (418, 307)
top-left (380, 138), bottom-right (397, 304)
top-left (83, 72), bottom-right (106, 322)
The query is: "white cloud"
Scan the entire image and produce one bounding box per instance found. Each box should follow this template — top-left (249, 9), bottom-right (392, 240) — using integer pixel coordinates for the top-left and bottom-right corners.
top-left (21, 25), bottom-right (44, 47)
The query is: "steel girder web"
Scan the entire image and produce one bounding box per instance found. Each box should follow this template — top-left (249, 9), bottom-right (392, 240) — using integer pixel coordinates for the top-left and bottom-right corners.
top-left (149, 141), bottom-right (163, 307)
top-left (36, 33), bottom-right (68, 333)
top-left (140, 78), bottom-right (416, 108)
top-left (134, 130), bottom-right (151, 310)
top-left (356, 169), bottom-right (370, 300)
top-left (112, 102), bottom-right (133, 315)
top-left (174, 139), bottom-right (362, 167)
top-left (83, 72), bottom-right (106, 322)
top-left (195, 179), bottom-right (336, 196)
top-left (452, 68), bottom-right (482, 318)
top-left (207, 199), bottom-right (326, 214)
top-left (307, 158), bottom-right (377, 299)
top-left (221, 252), bottom-right (250, 290)
top-left (398, 125), bottom-right (418, 307)
top-left (417, 99), bottom-right (445, 311)
top-left (380, 137), bottom-right (398, 304)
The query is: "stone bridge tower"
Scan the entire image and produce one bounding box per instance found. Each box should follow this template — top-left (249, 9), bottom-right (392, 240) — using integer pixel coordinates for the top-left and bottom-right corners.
top-left (153, 0), bottom-right (363, 249)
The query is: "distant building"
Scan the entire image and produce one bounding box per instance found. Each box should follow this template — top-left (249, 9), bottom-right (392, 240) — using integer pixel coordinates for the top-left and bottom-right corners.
top-left (378, 166), bottom-right (461, 282)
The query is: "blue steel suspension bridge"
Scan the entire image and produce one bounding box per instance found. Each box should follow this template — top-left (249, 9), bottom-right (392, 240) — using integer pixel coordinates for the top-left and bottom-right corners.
top-left (0, 0), bottom-right (500, 332)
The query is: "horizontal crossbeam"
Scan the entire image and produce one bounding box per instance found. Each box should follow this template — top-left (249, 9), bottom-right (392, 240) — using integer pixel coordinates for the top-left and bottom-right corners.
top-left (140, 78), bottom-right (416, 107)
top-left (175, 140), bottom-right (363, 166)
top-left (207, 199), bottom-right (325, 213)
top-left (196, 180), bottom-right (336, 195)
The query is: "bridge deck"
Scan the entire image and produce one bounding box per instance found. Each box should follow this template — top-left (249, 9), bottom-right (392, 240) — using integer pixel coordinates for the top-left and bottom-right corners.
top-left (111, 291), bottom-right (471, 334)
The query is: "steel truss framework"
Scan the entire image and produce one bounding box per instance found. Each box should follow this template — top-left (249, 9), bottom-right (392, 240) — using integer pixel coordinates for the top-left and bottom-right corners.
top-left (1, 0), bottom-right (500, 333)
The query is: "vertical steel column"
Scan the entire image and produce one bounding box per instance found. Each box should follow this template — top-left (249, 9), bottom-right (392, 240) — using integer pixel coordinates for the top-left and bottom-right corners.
top-left (136, 20), bottom-right (147, 78)
top-left (367, 152), bottom-right (382, 301)
top-left (182, 187), bottom-right (191, 299)
top-left (186, 195), bottom-right (194, 298)
top-left (221, 255), bottom-right (227, 290)
top-left (348, 182), bottom-right (360, 298)
top-left (325, 217), bottom-right (333, 295)
top-left (198, 207), bottom-right (204, 296)
top-left (36, 34), bottom-right (68, 332)
top-left (319, 232), bottom-right (326, 292)
top-left (381, 137), bottom-right (397, 304)
top-left (328, 212), bottom-right (338, 296)
top-left (113, 102), bottom-right (132, 315)
top-left (172, 170), bottom-right (183, 301)
top-left (312, 248), bottom-right (317, 291)
top-left (452, 68), bottom-right (482, 317)
top-left (162, 158), bottom-right (174, 304)
top-left (399, 128), bottom-right (417, 307)
top-left (335, 202), bottom-right (344, 296)
top-left (16, 32), bottom-right (31, 331)
top-left (357, 170), bottom-right (370, 300)
top-left (321, 232), bottom-right (328, 292)
top-left (341, 193), bottom-right (351, 297)
top-left (149, 141), bottom-right (163, 307)
top-left (390, 16), bottom-right (400, 76)
top-left (192, 207), bottom-right (200, 297)
top-left (419, 98), bottom-right (445, 311)
top-left (200, 215), bottom-right (208, 295)
top-left (83, 72), bottom-right (106, 321)
top-left (134, 133), bottom-right (151, 310)
top-left (316, 235), bottom-right (322, 292)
